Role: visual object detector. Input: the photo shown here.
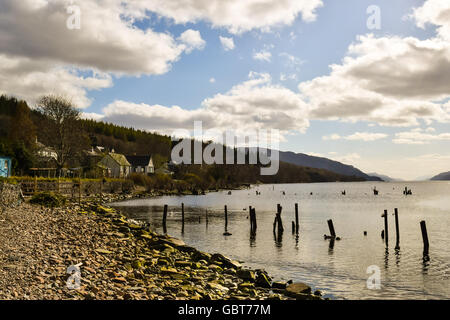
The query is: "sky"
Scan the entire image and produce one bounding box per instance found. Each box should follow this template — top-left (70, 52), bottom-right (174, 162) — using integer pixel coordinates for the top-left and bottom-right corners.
top-left (1, 0), bottom-right (450, 180)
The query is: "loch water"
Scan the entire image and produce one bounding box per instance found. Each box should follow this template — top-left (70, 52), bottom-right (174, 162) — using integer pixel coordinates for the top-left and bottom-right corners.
top-left (111, 181), bottom-right (450, 299)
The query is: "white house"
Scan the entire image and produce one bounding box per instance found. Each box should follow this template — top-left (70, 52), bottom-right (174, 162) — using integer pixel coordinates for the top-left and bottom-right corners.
top-left (97, 152), bottom-right (131, 178)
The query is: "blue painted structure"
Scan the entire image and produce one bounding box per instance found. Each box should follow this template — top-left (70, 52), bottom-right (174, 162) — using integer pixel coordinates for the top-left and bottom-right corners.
top-left (0, 156), bottom-right (12, 178)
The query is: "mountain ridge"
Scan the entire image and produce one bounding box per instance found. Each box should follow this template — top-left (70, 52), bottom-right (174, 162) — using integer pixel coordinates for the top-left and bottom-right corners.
top-left (277, 150), bottom-right (382, 181)
top-left (430, 171), bottom-right (450, 181)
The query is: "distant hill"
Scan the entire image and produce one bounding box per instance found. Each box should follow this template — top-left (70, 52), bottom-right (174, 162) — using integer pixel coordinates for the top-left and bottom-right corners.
top-left (278, 150), bottom-right (382, 181)
top-left (367, 172), bottom-right (402, 182)
top-left (430, 171), bottom-right (450, 181)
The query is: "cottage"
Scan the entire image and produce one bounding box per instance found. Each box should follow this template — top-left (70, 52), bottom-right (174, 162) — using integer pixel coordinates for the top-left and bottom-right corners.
top-left (97, 152), bottom-right (131, 178)
top-left (0, 156), bottom-right (12, 178)
top-left (126, 155), bottom-right (154, 175)
top-left (35, 137), bottom-right (58, 161)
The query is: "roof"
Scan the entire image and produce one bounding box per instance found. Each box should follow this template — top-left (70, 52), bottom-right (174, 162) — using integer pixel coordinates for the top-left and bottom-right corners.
top-left (125, 155), bottom-right (153, 167)
top-left (108, 153), bottom-right (131, 166)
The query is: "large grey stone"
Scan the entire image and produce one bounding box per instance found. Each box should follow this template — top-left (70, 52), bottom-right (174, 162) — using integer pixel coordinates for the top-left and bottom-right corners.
top-left (285, 283), bottom-right (312, 298)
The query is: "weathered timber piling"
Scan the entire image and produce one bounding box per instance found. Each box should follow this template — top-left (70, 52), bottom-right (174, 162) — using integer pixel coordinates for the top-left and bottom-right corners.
top-left (383, 209), bottom-right (389, 245)
top-left (420, 220), bottom-right (429, 255)
top-left (295, 203), bottom-right (299, 233)
top-left (181, 203), bottom-right (185, 225)
top-left (206, 209), bottom-right (209, 225)
top-left (224, 205), bottom-right (228, 231)
top-left (327, 219), bottom-right (336, 238)
top-left (163, 204), bottom-right (168, 233)
top-left (276, 204), bottom-right (284, 234)
top-left (291, 221), bottom-right (295, 234)
top-left (394, 208), bottom-right (400, 250)
top-left (251, 207), bottom-right (257, 232)
top-left (273, 216), bottom-right (277, 234)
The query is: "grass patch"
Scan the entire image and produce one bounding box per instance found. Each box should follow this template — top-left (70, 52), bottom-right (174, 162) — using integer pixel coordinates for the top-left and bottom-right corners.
top-left (30, 192), bottom-right (67, 208)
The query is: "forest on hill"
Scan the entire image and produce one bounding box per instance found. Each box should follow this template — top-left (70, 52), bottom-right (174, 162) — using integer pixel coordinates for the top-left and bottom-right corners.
top-left (0, 95), bottom-right (366, 189)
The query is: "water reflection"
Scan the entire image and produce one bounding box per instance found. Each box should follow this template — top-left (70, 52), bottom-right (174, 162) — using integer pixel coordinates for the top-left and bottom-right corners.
top-left (384, 248), bottom-right (389, 270)
top-left (422, 254), bottom-right (430, 274)
top-left (111, 181), bottom-right (450, 299)
top-left (273, 230), bottom-right (283, 247)
top-left (250, 230), bottom-right (256, 247)
top-left (395, 248), bottom-right (401, 267)
top-left (328, 238), bottom-right (335, 255)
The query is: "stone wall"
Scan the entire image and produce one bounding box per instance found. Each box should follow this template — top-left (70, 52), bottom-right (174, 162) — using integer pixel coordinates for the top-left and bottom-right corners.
top-left (0, 183), bottom-right (22, 208)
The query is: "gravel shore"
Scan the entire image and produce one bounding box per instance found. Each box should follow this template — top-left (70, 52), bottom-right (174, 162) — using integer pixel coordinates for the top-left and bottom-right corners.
top-left (0, 198), bottom-right (321, 300)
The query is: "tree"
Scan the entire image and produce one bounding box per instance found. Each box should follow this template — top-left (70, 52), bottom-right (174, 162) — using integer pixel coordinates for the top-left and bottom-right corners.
top-left (36, 95), bottom-right (88, 171)
top-left (9, 100), bottom-right (36, 148)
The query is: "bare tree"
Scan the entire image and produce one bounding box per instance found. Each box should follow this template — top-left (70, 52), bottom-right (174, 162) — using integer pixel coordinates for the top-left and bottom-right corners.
top-left (37, 95), bottom-right (88, 171)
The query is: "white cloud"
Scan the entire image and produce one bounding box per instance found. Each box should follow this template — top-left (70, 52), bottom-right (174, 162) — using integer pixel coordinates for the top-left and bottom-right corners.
top-left (279, 53), bottom-right (304, 70)
top-left (299, 34), bottom-right (450, 127)
top-left (323, 132), bottom-right (388, 141)
top-left (413, 0), bottom-right (450, 40)
top-left (0, 0), bottom-right (198, 75)
top-left (280, 73), bottom-right (297, 81)
top-left (322, 134), bottom-right (342, 141)
top-left (81, 112), bottom-right (105, 121)
top-left (209, 78), bottom-right (216, 83)
top-left (393, 129), bottom-right (450, 144)
top-left (293, 0), bottom-right (450, 128)
top-left (97, 72), bottom-right (310, 136)
top-left (219, 36), bottom-right (235, 51)
top-left (132, 0), bottom-right (324, 34)
top-left (0, 0), bottom-right (206, 108)
top-left (178, 29), bottom-right (206, 53)
top-left (345, 132), bottom-right (388, 141)
top-left (0, 55), bottom-right (112, 109)
top-left (253, 50), bottom-right (272, 62)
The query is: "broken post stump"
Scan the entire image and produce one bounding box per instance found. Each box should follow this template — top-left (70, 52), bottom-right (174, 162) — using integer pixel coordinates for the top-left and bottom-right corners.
top-left (251, 207), bottom-right (257, 232)
top-left (181, 203), bottom-right (185, 225)
top-left (383, 209), bottom-right (389, 245)
top-left (224, 205), bottom-right (228, 231)
top-left (163, 204), bottom-right (168, 233)
top-left (327, 219), bottom-right (336, 238)
top-left (394, 208), bottom-right (400, 250)
top-left (420, 220), bottom-right (429, 255)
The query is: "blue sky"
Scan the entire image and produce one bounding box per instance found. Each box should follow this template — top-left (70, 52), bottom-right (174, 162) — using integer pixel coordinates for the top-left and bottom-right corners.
top-left (1, 0), bottom-right (450, 180)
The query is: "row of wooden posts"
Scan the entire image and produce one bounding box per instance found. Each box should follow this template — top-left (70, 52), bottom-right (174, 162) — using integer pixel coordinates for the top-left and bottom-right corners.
top-left (161, 203), bottom-right (430, 255)
top-left (381, 208), bottom-right (429, 255)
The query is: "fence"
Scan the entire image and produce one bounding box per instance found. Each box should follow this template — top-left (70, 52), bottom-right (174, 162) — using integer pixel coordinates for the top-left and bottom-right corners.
top-left (19, 178), bottom-right (134, 197)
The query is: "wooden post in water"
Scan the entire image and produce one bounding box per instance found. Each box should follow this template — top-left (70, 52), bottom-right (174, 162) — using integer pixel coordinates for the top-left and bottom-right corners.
top-left (327, 219), bottom-right (336, 238)
top-left (163, 204), bottom-right (168, 233)
top-left (252, 207), bottom-right (257, 232)
top-left (394, 208), bottom-right (400, 250)
top-left (383, 209), bottom-right (389, 245)
top-left (295, 203), bottom-right (299, 233)
top-left (206, 209), bottom-right (209, 225)
top-left (181, 203), bottom-right (185, 225)
top-left (420, 220), bottom-right (429, 255)
top-left (181, 203), bottom-right (185, 233)
top-left (276, 204), bottom-right (284, 234)
top-left (273, 216), bottom-right (277, 234)
top-left (224, 205), bottom-right (228, 231)
top-left (292, 221), bottom-right (295, 234)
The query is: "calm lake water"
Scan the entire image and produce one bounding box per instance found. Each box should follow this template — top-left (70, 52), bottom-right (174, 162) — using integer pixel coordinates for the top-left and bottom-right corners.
top-left (111, 182), bottom-right (450, 300)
